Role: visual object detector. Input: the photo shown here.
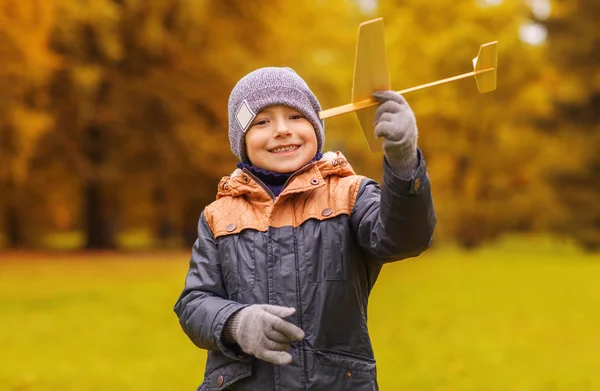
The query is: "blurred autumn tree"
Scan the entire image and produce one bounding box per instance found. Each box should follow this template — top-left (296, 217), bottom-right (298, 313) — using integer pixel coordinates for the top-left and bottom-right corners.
top-left (26, 0), bottom-right (363, 249)
top-left (40, 0), bottom-right (248, 249)
top-left (0, 0), bottom-right (598, 251)
top-left (377, 0), bottom-right (558, 248)
top-left (0, 0), bottom-right (57, 247)
top-left (536, 0), bottom-right (600, 250)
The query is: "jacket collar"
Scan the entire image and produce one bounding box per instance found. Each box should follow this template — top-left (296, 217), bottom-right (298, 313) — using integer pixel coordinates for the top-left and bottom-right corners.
top-left (216, 151), bottom-right (356, 201)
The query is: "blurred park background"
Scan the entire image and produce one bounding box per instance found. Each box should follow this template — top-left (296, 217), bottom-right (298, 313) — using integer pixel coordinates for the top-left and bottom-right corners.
top-left (1, 0), bottom-right (599, 390)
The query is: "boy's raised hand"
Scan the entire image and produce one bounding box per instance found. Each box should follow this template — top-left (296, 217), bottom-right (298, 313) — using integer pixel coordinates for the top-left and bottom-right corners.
top-left (225, 304), bottom-right (305, 365)
top-left (372, 90), bottom-right (419, 178)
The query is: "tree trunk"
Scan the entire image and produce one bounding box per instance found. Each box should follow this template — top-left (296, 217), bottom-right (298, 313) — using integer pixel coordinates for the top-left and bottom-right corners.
top-left (182, 197), bottom-right (203, 247)
top-left (154, 186), bottom-right (174, 247)
top-left (83, 123), bottom-right (115, 249)
top-left (3, 180), bottom-right (24, 248)
top-left (83, 180), bottom-right (115, 249)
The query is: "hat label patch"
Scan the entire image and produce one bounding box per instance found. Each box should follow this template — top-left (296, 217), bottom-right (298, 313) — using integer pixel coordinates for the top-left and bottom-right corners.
top-left (236, 100), bottom-right (256, 132)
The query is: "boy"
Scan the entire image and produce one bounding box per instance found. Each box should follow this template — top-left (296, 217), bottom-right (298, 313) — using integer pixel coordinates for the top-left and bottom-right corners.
top-left (174, 67), bottom-right (436, 390)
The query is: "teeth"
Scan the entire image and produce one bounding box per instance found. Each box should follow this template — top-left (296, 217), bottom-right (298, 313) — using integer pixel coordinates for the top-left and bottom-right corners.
top-left (271, 145), bottom-right (299, 153)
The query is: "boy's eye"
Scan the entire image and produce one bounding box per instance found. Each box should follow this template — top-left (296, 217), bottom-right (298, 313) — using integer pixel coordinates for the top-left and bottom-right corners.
top-left (253, 119), bottom-right (269, 126)
top-left (290, 114), bottom-right (304, 120)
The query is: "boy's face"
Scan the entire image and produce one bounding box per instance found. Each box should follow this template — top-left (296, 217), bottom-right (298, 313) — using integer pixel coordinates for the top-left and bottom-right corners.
top-left (245, 105), bottom-right (318, 173)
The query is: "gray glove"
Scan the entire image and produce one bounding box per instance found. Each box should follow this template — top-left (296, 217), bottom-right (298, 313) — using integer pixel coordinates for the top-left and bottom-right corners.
top-left (373, 90), bottom-right (419, 178)
top-left (223, 304), bottom-right (305, 365)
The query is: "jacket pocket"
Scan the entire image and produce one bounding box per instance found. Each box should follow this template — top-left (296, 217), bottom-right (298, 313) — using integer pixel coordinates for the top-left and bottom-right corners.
top-left (303, 217), bottom-right (349, 283)
top-left (306, 349), bottom-right (376, 390)
top-left (217, 230), bottom-right (257, 297)
top-left (198, 361), bottom-right (253, 391)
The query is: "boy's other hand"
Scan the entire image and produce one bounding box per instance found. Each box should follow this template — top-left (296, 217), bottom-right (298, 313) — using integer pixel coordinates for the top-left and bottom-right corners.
top-left (372, 90), bottom-right (419, 178)
top-left (226, 304), bottom-right (305, 365)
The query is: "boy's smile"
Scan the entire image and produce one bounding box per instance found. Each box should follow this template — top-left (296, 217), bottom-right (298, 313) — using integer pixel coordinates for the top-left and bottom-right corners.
top-left (245, 105), bottom-right (318, 173)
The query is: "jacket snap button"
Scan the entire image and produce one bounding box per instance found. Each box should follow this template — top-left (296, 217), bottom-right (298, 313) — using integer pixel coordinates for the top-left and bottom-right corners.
top-left (413, 178), bottom-right (421, 192)
top-left (216, 375), bottom-right (224, 387)
top-left (346, 371), bottom-right (352, 378)
top-left (226, 223), bottom-right (236, 232)
top-left (310, 178), bottom-right (319, 185)
top-left (321, 208), bottom-right (333, 217)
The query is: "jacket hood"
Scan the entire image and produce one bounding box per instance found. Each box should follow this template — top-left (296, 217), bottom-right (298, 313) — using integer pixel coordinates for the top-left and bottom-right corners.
top-left (216, 151), bottom-right (356, 200)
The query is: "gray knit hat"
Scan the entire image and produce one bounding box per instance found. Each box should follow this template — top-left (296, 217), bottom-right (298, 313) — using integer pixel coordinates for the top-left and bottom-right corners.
top-left (228, 67), bottom-right (325, 163)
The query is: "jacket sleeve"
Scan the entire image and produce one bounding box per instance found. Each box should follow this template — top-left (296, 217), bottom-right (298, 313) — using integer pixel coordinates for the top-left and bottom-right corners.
top-left (173, 211), bottom-right (249, 359)
top-left (350, 149), bottom-right (436, 262)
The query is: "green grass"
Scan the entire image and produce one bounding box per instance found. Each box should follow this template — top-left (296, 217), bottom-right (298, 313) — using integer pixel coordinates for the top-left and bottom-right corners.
top-left (0, 238), bottom-right (599, 390)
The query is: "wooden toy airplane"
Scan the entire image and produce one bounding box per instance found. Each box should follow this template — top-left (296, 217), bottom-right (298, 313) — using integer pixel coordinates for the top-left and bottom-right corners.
top-left (319, 18), bottom-right (498, 152)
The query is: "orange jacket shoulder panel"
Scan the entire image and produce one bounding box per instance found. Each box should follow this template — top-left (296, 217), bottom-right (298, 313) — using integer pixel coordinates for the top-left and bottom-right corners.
top-left (205, 152), bottom-right (366, 237)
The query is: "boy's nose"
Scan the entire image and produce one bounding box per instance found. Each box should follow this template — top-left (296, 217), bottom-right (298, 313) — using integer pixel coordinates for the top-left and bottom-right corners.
top-left (273, 121), bottom-right (291, 138)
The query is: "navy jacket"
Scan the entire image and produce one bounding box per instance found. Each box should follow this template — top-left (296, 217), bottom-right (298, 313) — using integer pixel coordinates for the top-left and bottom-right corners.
top-left (175, 151), bottom-right (436, 390)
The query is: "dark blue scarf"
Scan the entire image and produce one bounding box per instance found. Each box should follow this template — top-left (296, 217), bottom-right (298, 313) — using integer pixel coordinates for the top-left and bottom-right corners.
top-left (237, 152), bottom-right (323, 197)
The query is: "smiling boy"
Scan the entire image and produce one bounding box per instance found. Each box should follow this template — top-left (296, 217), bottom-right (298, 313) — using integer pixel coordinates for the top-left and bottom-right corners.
top-left (175, 67), bottom-right (436, 390)
top-left (245, 104), bottom-right (318, 174)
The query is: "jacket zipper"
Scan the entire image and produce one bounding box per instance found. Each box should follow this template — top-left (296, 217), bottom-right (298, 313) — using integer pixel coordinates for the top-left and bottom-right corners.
top-left (243, 160), bottom-right (320, 391)
top-left (280, 160), bottom-right (315, 193)
top-left (291, 196), bottom-right (308, 391)
top-left (242, 169), bottom-right (276, 200)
